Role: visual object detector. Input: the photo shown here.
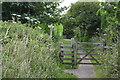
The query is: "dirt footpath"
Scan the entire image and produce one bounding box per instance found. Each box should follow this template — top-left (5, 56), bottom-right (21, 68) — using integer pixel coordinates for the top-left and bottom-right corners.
top-left (63, 58), bottom-right (96, 78)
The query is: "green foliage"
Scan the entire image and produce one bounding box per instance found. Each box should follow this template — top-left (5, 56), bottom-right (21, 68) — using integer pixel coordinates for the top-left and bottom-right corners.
top-left (0, 21), bottom-right (61, 78)
top-left (2, 2), bottom-right (63, 24)
top-left (62, 2), bottom-right (101, 40)
top-left (34, 23), bottom-right (50, 34)
top-left (34, 22), bottom-right (64, 41)
top-left (90, 2), bottom-right (120, 78)
top-left (73, 27), bottom-right (87, 42)
top-left (53, 23), bottom-right (63, 40)
top-left (90, 28), bottom-right (119, 78)
top-left (59, 24), bottom-right (63, 37)
top-left (57, 72), bottom-right (76, 78)
top-left (97, 2), bottom-right (119, 29)
top-left (61, 15), bottom-right (75, 38)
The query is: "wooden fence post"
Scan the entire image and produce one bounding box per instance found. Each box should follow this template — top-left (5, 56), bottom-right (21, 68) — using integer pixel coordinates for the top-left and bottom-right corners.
top-left (74, 40), bottom-right (77, 66)
top-left (60, 43), bottom-right (63, 63)
top-left (102, 39), bottom-right (106, 53)
top-left (71, 38), bottom-right (77, 66)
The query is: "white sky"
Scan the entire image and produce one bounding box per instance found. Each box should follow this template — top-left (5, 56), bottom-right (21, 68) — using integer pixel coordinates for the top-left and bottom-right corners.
top-left (58, 0), bottom-right (78, 14)
top-left (58, 0), bottom-right (114, 14)
top-left (59, 0), bottom-right (78, 8)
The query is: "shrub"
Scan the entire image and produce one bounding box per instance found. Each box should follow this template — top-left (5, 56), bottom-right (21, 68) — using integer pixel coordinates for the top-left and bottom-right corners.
top-left (90, 27), bottom-right (119, 78)
top-left (0, 21), bottom-right (60, 78)
top-left (53, 23), bottom-right (63, 41)
top-left (62, 2), bottom-right (100, 39)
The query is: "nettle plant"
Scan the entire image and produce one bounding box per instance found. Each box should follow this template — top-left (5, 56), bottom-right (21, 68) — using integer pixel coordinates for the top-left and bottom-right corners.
top-left (53, 23), bottom-right (63, 40)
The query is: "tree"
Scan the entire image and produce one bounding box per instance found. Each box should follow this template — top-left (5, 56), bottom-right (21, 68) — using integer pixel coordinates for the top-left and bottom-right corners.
top-left (61, 2), bottom-right (101, 40)
top-left (2, 2), bottom-right (63, 24)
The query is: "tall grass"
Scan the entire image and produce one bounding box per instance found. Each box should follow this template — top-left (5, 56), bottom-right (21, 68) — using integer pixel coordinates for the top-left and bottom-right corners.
top-left (0, 21), bottom-right (60, 78)
top-left (0, 45), bottom-right (2, 79)
top-left (90, 27), bottom-right (119, 78)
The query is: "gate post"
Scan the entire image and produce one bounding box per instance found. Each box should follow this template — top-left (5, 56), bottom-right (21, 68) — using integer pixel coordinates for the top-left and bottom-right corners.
top-left (102, 39), bottom-right (106, 53)
top-left (74, 40), bottom-right (77, 66)
top-left (71, 38), bottom-right (77, 66)
top-left (60, 43), bottom-right (63, 63)
top-left (71, 38), bottom-right (74, 66)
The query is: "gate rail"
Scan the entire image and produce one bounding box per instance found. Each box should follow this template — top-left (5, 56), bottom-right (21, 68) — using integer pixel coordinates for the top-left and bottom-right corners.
top-left (76, 42), bottom-right (104, 65)
top-left (59, 38), bottom-right (110, 65)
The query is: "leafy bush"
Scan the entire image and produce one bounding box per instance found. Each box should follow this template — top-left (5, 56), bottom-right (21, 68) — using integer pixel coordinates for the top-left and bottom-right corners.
top-left (90, 27), bottom-right (119, 78)
top-left (33, 22), bottom-right (64, 42)
top-left (73, 27), bottom-right (87, 42)
top-left (0, 21), bottom-right (60, 78)
top-left (34, 23), bottom-right (50, 34)
top-left (90, 2), bottom-right (119, 78)
top-left (53, 23), bottom-right (63, 41)
top-left (61, 2), bottom-right (101, 39)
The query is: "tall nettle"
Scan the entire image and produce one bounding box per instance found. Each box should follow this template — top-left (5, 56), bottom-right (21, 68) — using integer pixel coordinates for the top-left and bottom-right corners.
top-left (54, 23), bottom-right (63, 39)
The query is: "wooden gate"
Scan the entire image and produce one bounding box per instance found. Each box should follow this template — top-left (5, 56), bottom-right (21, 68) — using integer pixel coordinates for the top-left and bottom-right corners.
top-left (76, 42), bottom-right (104, 65)
top-left (59, 38), bottom-right (75, 65)
top-left (59, 38), bottom-right (105, 65)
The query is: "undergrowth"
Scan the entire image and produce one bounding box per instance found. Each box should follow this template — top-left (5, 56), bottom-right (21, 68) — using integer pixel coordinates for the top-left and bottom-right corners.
top-left (0, 21), bottom-right (60, 78)
top-left (90, 27), bottom-right (119, 78)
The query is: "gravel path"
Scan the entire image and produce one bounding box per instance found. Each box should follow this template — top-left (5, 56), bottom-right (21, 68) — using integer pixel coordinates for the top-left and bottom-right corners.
top-left (63, 55), bottom-right (96, 78)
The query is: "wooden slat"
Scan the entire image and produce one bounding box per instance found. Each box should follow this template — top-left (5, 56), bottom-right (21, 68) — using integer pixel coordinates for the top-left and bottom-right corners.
top-left (92, 43), bottom-right (104, 45)
top-left (77, 51), bottom-right (84, 53)
top-left (77, 42), bottom-right (93, 44)
top-left (104, 46), bottom-right (112, 49)
top-left (77, 42), bottom-right (104, 45)
top-left (62, 62), bottom-right (73, 65)
top-left (61, 48), bottom-right (74, 51)
top-left (77, 48), bottom-right (101, 50)
top-left (61, 58), bottom-right (73, 60)
top-left (90, 54), bottom-right (101, 55)
top-left (61, 53), bottom-right (74, 56)
top-left (77, 53), bottom-right (100, 55)
top-left (60, 44), bottom-right (72, 47)
top-left (64, 39), bottom-right (71, 41)
top-left (77, 58), bottom-right (102, 60)
top-left (77, 62), bottom-right (101, 65)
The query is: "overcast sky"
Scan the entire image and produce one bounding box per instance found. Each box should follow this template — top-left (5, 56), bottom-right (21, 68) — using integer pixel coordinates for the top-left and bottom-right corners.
top-left (58, 0), bottom-right (118, 14)
top-left (59, 0), bottom-right (78, 8)
top-left (58, 0), bottom-right (78, 14)
top-left (58, 0), bottom-right (104, 9)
